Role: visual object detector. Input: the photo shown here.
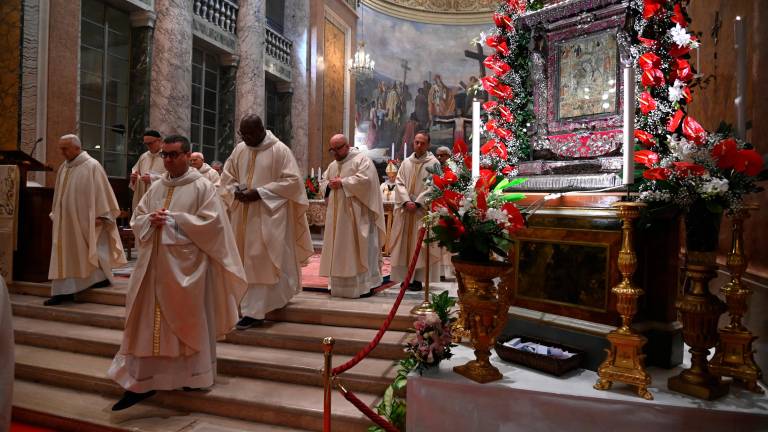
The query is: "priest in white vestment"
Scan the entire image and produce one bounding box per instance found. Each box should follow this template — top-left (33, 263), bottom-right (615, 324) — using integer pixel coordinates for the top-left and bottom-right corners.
top-left (108, 135), bottom-right (247, 411)
top-left (130, 130), bottom-right (166, 211)
top-left (190, 151), bottom-right (221, 185)
top-left (387, 132), bottom-right (442, 290)
top-left (219, 114), bottom-right (313, 329)
top-left (319, 134), bottom-right (385, 298)
top-left (46, 134), bottom-right (126, 306)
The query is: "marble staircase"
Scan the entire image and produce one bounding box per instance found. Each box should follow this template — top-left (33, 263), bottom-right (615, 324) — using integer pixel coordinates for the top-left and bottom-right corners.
top-left (9, 280), bottom-right (419, 431)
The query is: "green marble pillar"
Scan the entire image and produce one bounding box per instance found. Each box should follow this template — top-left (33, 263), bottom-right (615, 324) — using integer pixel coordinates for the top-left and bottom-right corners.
top-left (127, 10), bottom-right (155, 170)
top-left (217, 58), bottom-right (237, 162)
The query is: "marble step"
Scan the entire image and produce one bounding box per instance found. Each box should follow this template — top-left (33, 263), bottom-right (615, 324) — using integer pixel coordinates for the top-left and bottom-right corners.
top-left (12, 316), bottom-right (399, 394)
top-left (14, 379), bottom-right (308, 432)
top-left (15, 345), bottom-right (377, 431)
top-left (9, 285), bottom-right (420, 332)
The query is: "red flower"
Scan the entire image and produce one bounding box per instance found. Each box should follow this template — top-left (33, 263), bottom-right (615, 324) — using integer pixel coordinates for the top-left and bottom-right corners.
top-left (638, 37), bottom-right (657, 48)
top-left (667, 109), bottom-right (685, 133)
top-left (305, 178), bottom-right (317, 193)
top-left (482, 101), bottom-right (498, 111)
top-left (638, 52), bottom-right (662, 70)
top-left (506, 0), bottom-right (526, 13)
top-left (682, 116), bottom-right (706, 145)
top-left (639, 91), bottom-right (657, 115)
top-left (634, 130), bottom-right (656, 147)
top-left (493, 12), bottom-right (513, 30)
top-left (670, 59), bottom-right (694, 82)
top-left (432, 174), bottom-right (447, 190)
top-left (495, 40), bottom-right (510, 56)
top-left (641, 68), bottom-right (665, 87)
top-left (478, 169), bottom-right (497, 191)
top-left (481, 140), bottom-right (508, 159)
top-left (711, 138), bottom-right (738, 169)
top-left (672, 161), bottom-right (706, 177)
top-left (453, 138), bottom-right (468, 155)
top-left (495, 128), bottom-right (513, 140)
top-left (437, 215), bottom-right (465, 239)
top-left (668, 45), bottom-right (691, 58)
top-left (501, 165), bottom-right (515, 175)
top-left (463, 155), bottom-right (472, 169)
top-left (671, 3), bottom-right (688, 27)
top-left (431, 190), bottom-right (463, 212)
top-left (682, 86), bottom-right (693, 103)
top-left (643, 167), bottom-right (671, 180)
top-left (733, 149), bottom-right (764, 176)
top-left (502, 203), bottom-right (525, 233)
top-left (643, 0), bottom-right (666, 19)
top-left (634, 150), bottom-right (660, 167)
top-left (443, 169), bottom-right (459, 185)
top-left (498, 105), bottom-right (515, 122)
top-left (485, 35), bottom-right (503, 50)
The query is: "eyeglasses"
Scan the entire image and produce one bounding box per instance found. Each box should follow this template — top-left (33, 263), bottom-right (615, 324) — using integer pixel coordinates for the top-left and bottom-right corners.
top-left (328, 144), bottom-right (348, 154)
top-left (159, 151), bottom-right (186, 159)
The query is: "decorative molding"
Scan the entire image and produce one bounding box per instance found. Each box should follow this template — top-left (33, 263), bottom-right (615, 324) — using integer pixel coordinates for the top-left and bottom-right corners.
top-left (192, 15), bottom-right (237, 53)
top-left (362, 0), bottom-right (495, 25)
top-left (219, 53), bottom-right (239, 67)
top-left (129, 10), bottom-right (156, 28)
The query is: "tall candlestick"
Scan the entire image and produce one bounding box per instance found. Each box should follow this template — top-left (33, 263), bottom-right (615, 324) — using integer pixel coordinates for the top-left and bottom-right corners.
top-left (472, 100), bottom-right (481, 178)
top-left (734, 16), bottom-right (747, 140)
top-left (622, 65), bottom-right (635, 185)
top-left (391, 142), bottom-right (395, 158)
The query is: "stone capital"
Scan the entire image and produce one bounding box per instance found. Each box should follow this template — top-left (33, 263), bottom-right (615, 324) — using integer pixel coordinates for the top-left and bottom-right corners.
top-left (130, 10), bottom-right (156, 28)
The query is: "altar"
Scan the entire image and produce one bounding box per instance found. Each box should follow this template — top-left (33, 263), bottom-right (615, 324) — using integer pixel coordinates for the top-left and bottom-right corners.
top-left (406, 345), bottom-right (768, 432)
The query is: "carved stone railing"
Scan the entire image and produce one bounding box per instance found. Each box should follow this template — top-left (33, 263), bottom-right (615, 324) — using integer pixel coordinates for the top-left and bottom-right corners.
top-left (193, 0), bottom-right (238, 34)
top-left (264, 25), bottom-right (293, 81)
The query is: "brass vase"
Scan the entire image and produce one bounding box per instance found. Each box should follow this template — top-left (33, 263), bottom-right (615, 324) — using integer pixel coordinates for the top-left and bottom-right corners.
top-left (451, 257), bottom-right (515, 384)
top-left (709, 205), bottom-right (763, 393)
top-left (668, 205), bottom-right (729, 400)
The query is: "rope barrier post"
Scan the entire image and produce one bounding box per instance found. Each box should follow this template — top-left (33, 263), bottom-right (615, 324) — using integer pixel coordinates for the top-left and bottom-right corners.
top-left (322, 337), bottom-right (335, 432)
top-left (411, 220), bottom-right (434, 316)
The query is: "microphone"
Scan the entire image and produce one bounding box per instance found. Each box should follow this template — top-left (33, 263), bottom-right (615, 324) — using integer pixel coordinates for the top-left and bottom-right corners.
top-left (30, 137), bottom-right (43, 156)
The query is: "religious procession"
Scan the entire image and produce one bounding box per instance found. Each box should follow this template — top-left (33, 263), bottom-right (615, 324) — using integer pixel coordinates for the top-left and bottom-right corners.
top-left (1, 0), bottom-right (767, 431)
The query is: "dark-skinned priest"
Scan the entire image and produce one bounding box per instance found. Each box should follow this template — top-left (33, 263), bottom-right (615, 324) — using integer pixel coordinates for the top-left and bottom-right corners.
top-left (108, 134), bottom-right (247, 410)
top-left (219, 114), bottom-right (313, 330)
top-left (319, 134), bottom-right (385, 298)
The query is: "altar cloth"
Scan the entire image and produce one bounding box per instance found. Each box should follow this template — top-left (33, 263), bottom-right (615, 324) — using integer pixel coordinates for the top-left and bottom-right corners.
top-left (407, 345), bottom-right (768, 432)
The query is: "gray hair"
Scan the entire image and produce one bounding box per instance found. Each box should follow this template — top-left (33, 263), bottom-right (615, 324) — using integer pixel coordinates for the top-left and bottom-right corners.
top-left (436, 146), bottom-right (451, 156)
top-left (60, 134), bottom-right (82, 148)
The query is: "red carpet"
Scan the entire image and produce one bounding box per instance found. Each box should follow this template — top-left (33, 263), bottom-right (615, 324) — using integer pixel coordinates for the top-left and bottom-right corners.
top-left (11, 422), bottom-right (59, 432)
top-left (301, 254), bottom-right (391, 289)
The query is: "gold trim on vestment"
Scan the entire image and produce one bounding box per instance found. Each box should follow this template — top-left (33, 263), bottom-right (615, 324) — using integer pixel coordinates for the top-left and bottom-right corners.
top-left (238, 151), bottom-right (258, 263)
top-left (152, 186), bottom-right (176, 356)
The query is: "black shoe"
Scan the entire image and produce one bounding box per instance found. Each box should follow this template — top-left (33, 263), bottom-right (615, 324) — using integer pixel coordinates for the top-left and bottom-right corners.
top-left (407, 281), bottom-right (423, 292)
top-left (111, 390), bottom-right (156, 411)
top-left (235, 316), bottom-right (264, 330)
top-left (182, 387), bottom-right (203, 392)
top-left (43, 294), bottom-right (74, 306)
top-left (359, 289), bottom-right (375, 299)
top-left (89, 279), bottom-right (111, 289)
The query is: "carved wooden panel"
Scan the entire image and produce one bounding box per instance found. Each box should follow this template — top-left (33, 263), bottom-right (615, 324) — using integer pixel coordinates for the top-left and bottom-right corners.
top-left (322, 18), bottom-right (346, 167)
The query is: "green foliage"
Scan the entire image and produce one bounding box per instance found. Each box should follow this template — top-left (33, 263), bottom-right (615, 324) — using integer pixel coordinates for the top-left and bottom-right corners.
top-left (430, 291), bottom-right (457, 325)
top-left (368, 358), bottom-right (416, 432)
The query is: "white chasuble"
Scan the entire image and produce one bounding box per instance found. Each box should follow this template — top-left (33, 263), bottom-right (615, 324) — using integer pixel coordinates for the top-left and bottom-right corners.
top-left (109, 168), bottom-right (247, 392)
top-left (130, 150), bottom-right (166, 211)
top-left (387, 152), bottom-right (442, 283)
top-left (48, 151), bottom-right (126, 295)
top-left (319, 149), bottom-right (385, 298)
top-left (198, 162), bottom-right (221, 185)
top-left (219, 132), bottom-right (313, 319)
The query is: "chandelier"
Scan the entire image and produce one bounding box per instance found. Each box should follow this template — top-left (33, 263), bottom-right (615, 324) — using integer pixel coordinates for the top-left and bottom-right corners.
top-left (349, 2), bottom-right (374, 78)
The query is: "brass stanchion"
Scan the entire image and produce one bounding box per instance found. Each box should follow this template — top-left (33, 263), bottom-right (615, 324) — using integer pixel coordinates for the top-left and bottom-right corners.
top-left (594, 202), bottom-right (653, 400)
top-left (709, 204), bottom-right (763, 393)
top-left (322, 337), bottom-right (335, 432)
top-left (412, 221), bottom-right (434, 316)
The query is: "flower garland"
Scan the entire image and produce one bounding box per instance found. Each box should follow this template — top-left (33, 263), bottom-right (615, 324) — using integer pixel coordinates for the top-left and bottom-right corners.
top-left (630, 0), bottom-right (764, 212)
top-left (305, 175), bottom-right (320, 199)
top-left (480, 0), bottom-right (543, 178)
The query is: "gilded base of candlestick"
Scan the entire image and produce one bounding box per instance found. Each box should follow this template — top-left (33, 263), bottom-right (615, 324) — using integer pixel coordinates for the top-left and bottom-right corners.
top-left (410, 300), bottom-right (434, 316)
top-left (709, 329), bottom-right (764, 394)
top-left (451, 258), bottom-right (515, 384)
top-left (668, 264), bottom-right (729, 400)
top-left (594, 332), bottom-right (653, 400)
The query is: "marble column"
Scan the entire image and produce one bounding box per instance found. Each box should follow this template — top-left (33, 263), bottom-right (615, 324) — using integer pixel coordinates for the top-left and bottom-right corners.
top-left (217, 54), bottom-right (238, 161)
top-left (284, 0), bottom-right (310, 173)
top-left (0, 0), bottom-right (23, 150)
top-left (150, 0), bottom-right (192, 137)
top-left (128, 10), bottom-right (155, 169)
top-left (235, 0), bottom-right (265, 125)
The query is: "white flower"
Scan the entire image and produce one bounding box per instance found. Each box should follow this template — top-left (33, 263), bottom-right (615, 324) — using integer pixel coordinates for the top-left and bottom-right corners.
top-left (698, 177), bottom-right (729, 196)
top-left (668, 80), bottom-right (685, 103)
top-left (639, 190), bottom-right (672, 202)
top-left (669, 23), bottom-right (692, 47)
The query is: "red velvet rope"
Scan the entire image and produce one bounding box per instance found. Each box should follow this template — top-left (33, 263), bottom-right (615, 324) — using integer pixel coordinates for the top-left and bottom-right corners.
top-left (339, 386), bottom-right (400, 432)
top-left (331, 227), bottom-right (427, 376)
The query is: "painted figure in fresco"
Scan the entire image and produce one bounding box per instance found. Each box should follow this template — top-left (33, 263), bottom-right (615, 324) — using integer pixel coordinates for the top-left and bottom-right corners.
top-left (414, 87), bottom-right (430, 130)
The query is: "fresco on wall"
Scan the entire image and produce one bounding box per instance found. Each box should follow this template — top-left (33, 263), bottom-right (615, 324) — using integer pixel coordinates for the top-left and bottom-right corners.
top-left (353, 5), bottom-right (489, 165)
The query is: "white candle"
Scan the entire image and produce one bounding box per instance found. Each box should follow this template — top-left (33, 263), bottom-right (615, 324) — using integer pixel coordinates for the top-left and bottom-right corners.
top-left (472, 100), bottom-right (481, 178)
top-left (318, 166), bottom-right (322, 180)
top-left (622, 65), bottom-right (635, 185)
top-left (403, 142), bottom-right (407, 159)
top-left (734, 16), bottom-right (747, 140)
top-left (391, 143), bottom-right (395, 158)
top-left (311, 168), bottom-right (315, 178)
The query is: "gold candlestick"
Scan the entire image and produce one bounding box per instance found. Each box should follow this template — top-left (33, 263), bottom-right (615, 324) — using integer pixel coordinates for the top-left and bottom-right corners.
top-left (594, 202), bottom-right (653, 400)
top-left (412, 222), bottom-right (434, 316)
top-left (709, 205), bottom-right (763, 393)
